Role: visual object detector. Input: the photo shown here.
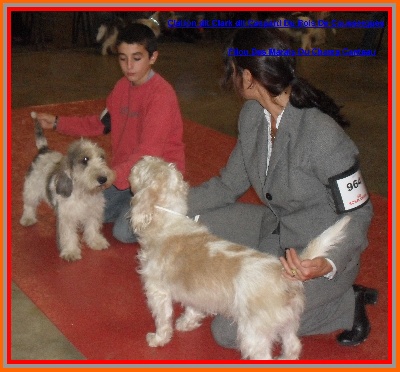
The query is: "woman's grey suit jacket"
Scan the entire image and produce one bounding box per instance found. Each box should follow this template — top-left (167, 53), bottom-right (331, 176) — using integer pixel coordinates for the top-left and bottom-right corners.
top-left (188, 100), bottom-right (373, 334)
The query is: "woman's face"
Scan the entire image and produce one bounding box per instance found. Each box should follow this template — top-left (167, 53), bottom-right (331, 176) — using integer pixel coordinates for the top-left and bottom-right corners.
top-left (231, 64), bottom-right (256, 100)
top-left (231, 64), bottom-right (246, 97)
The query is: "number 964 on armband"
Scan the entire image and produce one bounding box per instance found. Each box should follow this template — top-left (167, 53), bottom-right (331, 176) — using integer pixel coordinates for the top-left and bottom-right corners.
top-left (328, 162), bottom-right (369, 214)
top-left (347, 178), bottom-right (363, 192)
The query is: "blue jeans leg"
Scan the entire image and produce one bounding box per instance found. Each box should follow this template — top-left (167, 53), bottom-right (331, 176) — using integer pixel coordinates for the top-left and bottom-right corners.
top-left (103, 186), bottom-right (137, 243)
top-left (112, 202), bottom-right (137, 243)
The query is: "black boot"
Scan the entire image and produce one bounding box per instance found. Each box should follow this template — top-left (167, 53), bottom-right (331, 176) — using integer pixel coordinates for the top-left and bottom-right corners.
top-left (336, 284), bottom-right (378, 346)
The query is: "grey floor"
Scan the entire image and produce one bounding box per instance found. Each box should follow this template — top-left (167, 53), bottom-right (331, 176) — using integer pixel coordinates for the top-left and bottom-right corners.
top-left (10, 11), bottom-right (389, 361)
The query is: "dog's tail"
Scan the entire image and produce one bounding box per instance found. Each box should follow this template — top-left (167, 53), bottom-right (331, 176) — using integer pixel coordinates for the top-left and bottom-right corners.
top-left (300, 216), bottom-right (351, 260)
top-left (96, 24), bottom-right (107, 42)
top-left (31, 111), bottom-right (49, 152)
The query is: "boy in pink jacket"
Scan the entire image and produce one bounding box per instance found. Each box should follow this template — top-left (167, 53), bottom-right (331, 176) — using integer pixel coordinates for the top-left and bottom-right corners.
top-left (35, 23), bottom-right (185, 243)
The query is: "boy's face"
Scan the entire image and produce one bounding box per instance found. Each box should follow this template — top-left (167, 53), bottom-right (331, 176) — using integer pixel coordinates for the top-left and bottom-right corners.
top-left (117, 42), bottom-right (158, 86)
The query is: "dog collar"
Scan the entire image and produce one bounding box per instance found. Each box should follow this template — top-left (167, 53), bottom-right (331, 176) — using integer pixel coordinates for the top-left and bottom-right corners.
top-left (155, 205), bottom-right (188, 218)
top-left (149, 16), bottom-right (160, 26)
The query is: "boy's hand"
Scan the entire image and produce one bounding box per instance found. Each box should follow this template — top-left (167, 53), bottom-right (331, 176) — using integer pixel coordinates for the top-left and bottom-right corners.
top-left (35, 113), bottom-right (57, 129)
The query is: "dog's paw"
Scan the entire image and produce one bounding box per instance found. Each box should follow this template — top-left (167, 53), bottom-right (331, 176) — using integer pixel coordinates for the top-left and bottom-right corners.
top-left (60, 250), bottom-right (82, 262)
top-left (146, 332), bottom-right (171, 347)
top-left (175, 315), bottom-right (203, 332)
top-left (20, 215), bottom-right (37, 226)
top-left (87, 235), bottom-right (109, 250)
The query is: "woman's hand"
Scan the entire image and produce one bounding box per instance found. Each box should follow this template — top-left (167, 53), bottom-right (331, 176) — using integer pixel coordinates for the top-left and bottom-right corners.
top-left (35, 113), bottom-right (57, 129)
top-left (279, 248), bottom-right (333, 281)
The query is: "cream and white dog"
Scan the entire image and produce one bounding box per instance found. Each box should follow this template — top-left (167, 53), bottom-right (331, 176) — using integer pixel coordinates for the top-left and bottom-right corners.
top-left (20, 112), bottom-right (115, 261)
top-left (129, 156), bottom-right (350, 360)
top-left (278, 11), bottom-right (334, 50)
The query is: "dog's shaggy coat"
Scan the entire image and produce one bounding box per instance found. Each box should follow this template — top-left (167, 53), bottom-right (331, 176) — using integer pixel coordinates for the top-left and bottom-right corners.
top-left (278, 11), bottom-right (334, 50)
top-left (20, 112), bottom-right (115, 261)
top-left (129, 156), bottom-right (350, 360)
top-left (96, 12), bottom-right (161, 56)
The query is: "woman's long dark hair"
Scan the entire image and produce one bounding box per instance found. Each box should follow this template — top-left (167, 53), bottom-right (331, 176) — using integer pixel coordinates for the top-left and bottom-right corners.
top-left (222, 28), bottom-right (349, 127)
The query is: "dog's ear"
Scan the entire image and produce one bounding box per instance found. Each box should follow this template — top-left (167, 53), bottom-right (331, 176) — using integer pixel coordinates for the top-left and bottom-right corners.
top-left (130, 187), bottom-right (158, 233)
top-left (167, 162), bottom-right (188, 197)
top-left (56, 172), bottom-right (73, 197)
top-left (54, 159), bottom-right (73, 197)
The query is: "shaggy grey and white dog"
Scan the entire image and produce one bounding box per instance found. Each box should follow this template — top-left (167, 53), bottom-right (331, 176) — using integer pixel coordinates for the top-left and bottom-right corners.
top-left (20, 112), bottom-right (115, 261)
top-left (96, 11), bottom-right (161, 56)
top-left (129, 156), bottom-right (350, 360)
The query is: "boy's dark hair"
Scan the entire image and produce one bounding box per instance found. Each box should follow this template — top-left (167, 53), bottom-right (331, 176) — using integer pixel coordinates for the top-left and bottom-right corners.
top-left (116, 23), bottom-right (157, 57)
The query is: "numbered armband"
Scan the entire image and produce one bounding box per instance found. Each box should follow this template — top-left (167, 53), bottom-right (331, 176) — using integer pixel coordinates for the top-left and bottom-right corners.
top-left (328, 162), bottom-right (369, 214)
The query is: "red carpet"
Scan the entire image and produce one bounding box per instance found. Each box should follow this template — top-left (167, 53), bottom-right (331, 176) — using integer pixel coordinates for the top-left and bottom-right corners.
top-left (10, 100), bottom-right (390, 363)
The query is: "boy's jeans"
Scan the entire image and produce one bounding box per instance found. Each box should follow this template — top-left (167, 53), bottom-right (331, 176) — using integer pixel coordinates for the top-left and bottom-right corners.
top-left (103, 185), bottom-right (137, 243)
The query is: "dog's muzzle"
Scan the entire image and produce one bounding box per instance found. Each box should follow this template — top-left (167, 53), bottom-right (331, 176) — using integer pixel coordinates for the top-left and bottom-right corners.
top-left (97, 176), bottom-right (108, 185)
